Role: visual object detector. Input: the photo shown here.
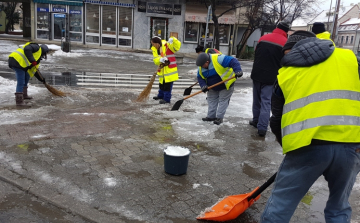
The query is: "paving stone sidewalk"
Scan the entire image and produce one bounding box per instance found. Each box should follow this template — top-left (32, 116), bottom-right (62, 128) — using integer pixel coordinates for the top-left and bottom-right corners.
top-left (0, 85), bottom-right (359, 223)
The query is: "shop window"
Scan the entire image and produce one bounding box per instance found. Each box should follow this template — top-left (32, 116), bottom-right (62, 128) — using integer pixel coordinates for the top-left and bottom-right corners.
top-left (184, 22), bottom-right (198, 43)
top-left (119, 38), bottom-right (131, 46)
top-left (86, 35), bottom-right (99, 43)
top-left (218, 24), bottom-right (230, 45)
top-left (70, 6), bottom-right (82, 42)
top-left (119, 7), bottom-right (132, 37)
top-left (200, 23), bottom-right (214, 48)
top-left (36, 3), bottom-right (49, 39)
top-left (86, 4), bottom-right (99, 34)
top-left (102, 5), bottom-right (116, 37)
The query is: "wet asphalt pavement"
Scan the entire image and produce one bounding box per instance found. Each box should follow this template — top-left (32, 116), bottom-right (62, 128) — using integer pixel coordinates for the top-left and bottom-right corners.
top-left (0, 38), bottom-right (359, 223)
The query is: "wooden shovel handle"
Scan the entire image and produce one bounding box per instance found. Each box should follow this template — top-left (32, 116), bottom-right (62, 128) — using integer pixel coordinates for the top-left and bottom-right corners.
top-left (188, 82), bottom-right (198, 88)
top-left (183, 76), bottom-right (236, 100)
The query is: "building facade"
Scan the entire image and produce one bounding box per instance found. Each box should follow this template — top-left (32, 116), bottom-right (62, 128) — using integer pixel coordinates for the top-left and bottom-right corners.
top-left (30, 0), bottom-right (240, 54)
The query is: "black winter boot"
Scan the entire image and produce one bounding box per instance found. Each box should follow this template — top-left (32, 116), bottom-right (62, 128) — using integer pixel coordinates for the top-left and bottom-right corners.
top-left (159, 99), bottom-right (170, 104)
top-left (15, 93), bottom-right (31, 107)
top-left (249, 120), bottom-right (258, 128)
top-left (213, 118), bottom-right (223, 125)
top-left (202, 117), bottom-right (216, 122)
top-left (153, 96), bottom-right (162, 100)
top-left (23, 87), bottom-right (33, 99)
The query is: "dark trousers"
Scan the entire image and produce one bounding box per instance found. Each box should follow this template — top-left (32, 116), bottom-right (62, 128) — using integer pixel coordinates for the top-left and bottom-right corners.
top-left (157, 81), bottom-right (173, 102)
top-left (252, 80), bottom-right (273, 131)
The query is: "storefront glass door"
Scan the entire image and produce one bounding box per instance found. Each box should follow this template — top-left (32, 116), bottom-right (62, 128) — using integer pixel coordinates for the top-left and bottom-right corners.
top-left (152, 18), bottom-right (166, 40)
top-left (52, 13), bottom-right (66, 40)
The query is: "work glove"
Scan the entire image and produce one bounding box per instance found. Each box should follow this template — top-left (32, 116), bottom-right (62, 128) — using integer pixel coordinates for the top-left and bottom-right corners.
top-left (31, 61), bottom-right (37, 67)
top-left (160, 57), bottom-right (168, 63)
top-left (235, 71), bottom-right (243, 78)
top-left (168, 38), bottom-right (174, 44)
top-left (201, 85), bottom-right (209, 93)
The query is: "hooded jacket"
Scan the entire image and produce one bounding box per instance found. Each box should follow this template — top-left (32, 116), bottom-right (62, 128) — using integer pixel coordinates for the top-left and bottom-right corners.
top-left (250, 28), bottom-right (288, 84)
top-left (270, 37), bottom-right (360, 150)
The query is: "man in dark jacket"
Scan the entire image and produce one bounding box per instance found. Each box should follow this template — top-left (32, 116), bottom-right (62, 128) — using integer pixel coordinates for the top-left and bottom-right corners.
top-left (8, 42), bottom-right (49, 106)
top-left (249, 21), bottom-right (289, 136)
top-left (261, 31), bottom-right (360, 222)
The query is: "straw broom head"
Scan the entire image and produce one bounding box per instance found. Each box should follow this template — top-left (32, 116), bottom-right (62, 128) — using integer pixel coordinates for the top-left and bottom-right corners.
top-left (44, 83), bottom-right (66, 97)
top-left (135, 73), bottom-right (156, 102)
top-left (135, 62), bottom-right (167, 102)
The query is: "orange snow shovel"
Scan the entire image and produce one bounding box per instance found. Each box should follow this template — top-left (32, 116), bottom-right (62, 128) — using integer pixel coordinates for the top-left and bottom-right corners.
top-left (197, 172), bottom-right (277, 222)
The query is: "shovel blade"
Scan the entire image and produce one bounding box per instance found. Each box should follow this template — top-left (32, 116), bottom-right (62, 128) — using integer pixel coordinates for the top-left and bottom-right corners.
top-left (183, 87), bottom-right (192, 96)
top-left (196, 187), bottom-right (260, 222)
top-left (171, 99), bottom-right (184, 111)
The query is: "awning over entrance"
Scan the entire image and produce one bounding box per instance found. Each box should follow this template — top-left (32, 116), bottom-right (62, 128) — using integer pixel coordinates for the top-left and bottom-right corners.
top-left (185, 5), bottom-right (236, 24)
top-left (34, 0), bottom-right (82, 6)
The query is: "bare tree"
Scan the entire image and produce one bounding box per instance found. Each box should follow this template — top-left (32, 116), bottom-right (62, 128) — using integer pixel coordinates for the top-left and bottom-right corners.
top-left (1, 2), bottom-right (21, 33)
top-left (188, 0), bottom-right (245, 49)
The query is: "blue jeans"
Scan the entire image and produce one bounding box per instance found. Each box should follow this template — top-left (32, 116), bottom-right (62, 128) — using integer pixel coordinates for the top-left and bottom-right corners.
top-left (252, 80), bottom-right (272, 131)
top-left (157, 82), bottom-right (173, 102)
top-left (13, 67), bottom-right (30, 92)
top-left (261, 143), bottom-right (360, 223)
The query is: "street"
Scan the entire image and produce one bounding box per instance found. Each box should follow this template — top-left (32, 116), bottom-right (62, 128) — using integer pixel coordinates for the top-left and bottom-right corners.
top-left (0, 38), bottom-right (359, 223)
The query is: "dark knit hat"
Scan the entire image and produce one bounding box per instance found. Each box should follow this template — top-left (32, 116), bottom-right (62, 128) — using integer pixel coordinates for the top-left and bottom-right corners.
top-left (312, 22), bottom-right (326, 34)
top-left (277, 21), bottom-right (290, 33)
top-left (282, 30), bottom-right (316, 52)
top-left (196, 52), bottom-right (210, 66)
top-left (195, 45), bottom-right (204, 53)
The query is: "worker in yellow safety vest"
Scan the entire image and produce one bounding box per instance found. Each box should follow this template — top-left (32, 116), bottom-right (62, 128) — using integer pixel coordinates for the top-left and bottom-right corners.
top-left (260, 30), bottom-right (360, 223)
top-left (8, 42), bottom-right (49, 106)
top-left (150, 36), bottom-right (181, 104)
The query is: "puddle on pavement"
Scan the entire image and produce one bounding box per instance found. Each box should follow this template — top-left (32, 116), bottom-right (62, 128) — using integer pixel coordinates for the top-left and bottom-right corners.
top-left (119, 169), bottom-right (151, 178)
top-left (28, 71), bottom-right (195, 89)
top-left (0, 192), bottom-right (84, 222)
top-left (242, 163), bottom-right (267, 180)
top-left (15, 142), bottom-right (40, 153)
top-left (96, 154), bottom-right (114, 168)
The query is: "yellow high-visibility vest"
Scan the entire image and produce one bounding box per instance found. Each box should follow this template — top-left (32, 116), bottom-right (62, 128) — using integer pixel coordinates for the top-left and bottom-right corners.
top-left (151, 37), bottom-right (181, 83)
top-left (278, 48), bottom-right (360, 153)
top-left (199, 54), bottom-right (236, 90)
top-left (9, 42), bottom-right (41, 77)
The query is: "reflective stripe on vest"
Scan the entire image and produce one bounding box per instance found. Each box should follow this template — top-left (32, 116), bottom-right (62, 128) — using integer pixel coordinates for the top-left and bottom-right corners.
top-left (278, 47), bottom-right (360, 153)
top-left (9, 42), bottom-right (42, 69)
top-left (199, 54), bottom-right (235, 90)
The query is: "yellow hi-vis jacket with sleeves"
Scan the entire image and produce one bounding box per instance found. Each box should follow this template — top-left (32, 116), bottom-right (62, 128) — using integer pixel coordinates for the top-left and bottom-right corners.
top-left (9, 42), bottom-right (41, 77)
top-left (151, 37), bottom-right (181, 83)
top-left (278, 48), bottom-right (360, 153)
top-left (198, 54), bottom-right (236, 90)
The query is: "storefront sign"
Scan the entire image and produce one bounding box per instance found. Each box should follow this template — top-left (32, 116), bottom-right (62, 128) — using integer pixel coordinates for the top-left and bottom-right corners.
top-left (138, 1), bottom-right (146, 12)
top-left (70, 10), bottom-right (81, 14)
top-left (84, 0), bottom-right (135, 7)
top-left (53, 7), bottom-right (66, 13)
top-left (54, 14), bottom-right (66, 18)
top-left (37, 7), bottom-right (49, 12)
top-left (173, 4), bottom-right (181, 15)
top-left (138, 2), bottom-right (181, 15)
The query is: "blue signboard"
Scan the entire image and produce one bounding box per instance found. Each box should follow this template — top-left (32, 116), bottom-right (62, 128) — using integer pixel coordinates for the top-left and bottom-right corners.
top-left (54, 14), bottom-right (66, 18)
top-left (70, 10), bottom-right (81, 14)
top-left (53, 7), bottom-right (66, 13)
top-left (38, 7), bottom-right (49, 12)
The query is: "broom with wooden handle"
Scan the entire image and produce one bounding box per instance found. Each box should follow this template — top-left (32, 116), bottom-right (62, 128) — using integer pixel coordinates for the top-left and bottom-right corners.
top-left (135, 62), bottom-right (167, 102)
top-left (35, 69), bottom-right (66, 97)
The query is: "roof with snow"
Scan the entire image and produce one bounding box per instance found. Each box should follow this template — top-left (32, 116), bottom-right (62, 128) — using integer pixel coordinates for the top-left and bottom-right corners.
top-left (310, 5), bottom-right (357, 24)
